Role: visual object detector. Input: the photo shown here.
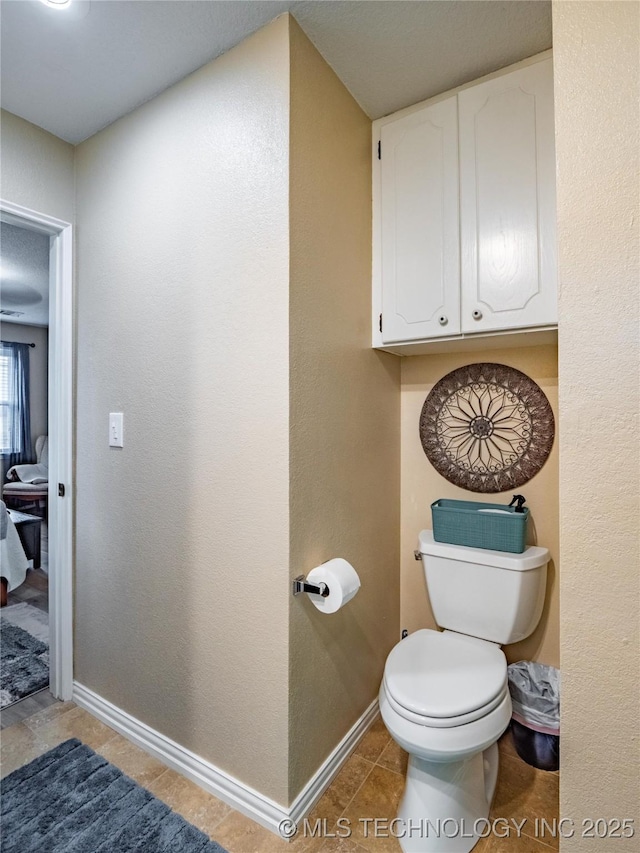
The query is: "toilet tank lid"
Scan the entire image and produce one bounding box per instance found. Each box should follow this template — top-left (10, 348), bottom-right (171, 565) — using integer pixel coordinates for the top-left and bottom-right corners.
top-left (418, 530), bottom-right (549, 571)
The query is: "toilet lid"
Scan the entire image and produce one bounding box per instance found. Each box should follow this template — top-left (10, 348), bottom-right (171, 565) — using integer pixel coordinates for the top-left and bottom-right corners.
top-left (384, 629), bottom-right (507, 720)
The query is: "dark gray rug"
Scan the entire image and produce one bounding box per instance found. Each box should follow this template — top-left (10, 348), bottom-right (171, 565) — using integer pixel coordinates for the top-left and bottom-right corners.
top-left (0, 621), bottom-right (49, 708)
top-left (1, 739), bottom-right (229, 852)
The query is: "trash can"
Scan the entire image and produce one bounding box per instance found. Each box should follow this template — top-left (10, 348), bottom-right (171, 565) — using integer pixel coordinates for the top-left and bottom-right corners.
top-left (507, 662), bottom-right (560, 772)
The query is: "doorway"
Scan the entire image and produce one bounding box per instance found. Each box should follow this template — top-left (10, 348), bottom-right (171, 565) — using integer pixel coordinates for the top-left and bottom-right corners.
top-left (0, 199), bottom-right (73, 711)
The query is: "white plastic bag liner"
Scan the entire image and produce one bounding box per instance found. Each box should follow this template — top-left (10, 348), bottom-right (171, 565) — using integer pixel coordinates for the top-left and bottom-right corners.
top-left (508, 662), bottom-right (560, 734)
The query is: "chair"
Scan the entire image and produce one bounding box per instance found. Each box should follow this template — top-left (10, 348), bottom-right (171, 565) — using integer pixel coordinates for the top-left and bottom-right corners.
top-left (3, 436), bottom-right (48, 517)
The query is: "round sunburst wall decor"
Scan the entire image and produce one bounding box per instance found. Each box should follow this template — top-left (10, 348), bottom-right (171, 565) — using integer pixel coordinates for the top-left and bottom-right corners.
top-left (420, 363), bottom-right (555, 493)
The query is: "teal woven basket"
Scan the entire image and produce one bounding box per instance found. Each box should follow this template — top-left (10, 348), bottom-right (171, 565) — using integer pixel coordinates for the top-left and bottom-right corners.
top-left (431, 499), bottom-right (529, 554)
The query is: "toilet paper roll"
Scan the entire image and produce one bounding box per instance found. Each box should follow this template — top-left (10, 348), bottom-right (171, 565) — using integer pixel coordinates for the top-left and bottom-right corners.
top-left (306, 558), bottom-right (361, 614)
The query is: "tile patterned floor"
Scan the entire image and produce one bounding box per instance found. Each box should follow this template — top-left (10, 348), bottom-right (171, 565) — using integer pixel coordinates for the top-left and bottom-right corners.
top-left (0, 703), bottom-right (559, 852)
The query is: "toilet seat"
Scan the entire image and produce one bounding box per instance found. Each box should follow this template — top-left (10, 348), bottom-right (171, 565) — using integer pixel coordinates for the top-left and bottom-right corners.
top-left (383, 678), bottom-right (508, 727)
top-left (379, 682), bottom-right (512, 765)
top-left (383, 629), bottom-right (507, 728)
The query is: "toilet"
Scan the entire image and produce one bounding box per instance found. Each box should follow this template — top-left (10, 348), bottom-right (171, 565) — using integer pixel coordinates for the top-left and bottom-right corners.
top-left (379, 530), bottom-right (549, 853)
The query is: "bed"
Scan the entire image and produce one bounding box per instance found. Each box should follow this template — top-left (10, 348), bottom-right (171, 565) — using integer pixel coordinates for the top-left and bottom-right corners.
top-left (0, 501), bottom-right (29, 606)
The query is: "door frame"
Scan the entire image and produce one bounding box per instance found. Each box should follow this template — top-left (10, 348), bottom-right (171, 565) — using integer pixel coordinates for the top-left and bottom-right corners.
top-left (1, 198), bottom-right (74, 700)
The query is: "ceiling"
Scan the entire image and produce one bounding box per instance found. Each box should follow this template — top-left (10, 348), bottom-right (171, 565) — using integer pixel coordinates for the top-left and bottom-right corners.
top-left (0, 0), bottom-right (552, 145)
top-left (0, 223), bottom-right (50, 327)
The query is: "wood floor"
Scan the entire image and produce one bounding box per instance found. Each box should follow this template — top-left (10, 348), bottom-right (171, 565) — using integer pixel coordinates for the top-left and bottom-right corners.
top-left (0, 688), bottom-right (58, 730)
top-left (6, 566), bottom-right (48, 612)
top-left (0, 703), bottom-right (559, 852)
top-left (6, 521), bottom-right (48, 612)
top-left (1, 523), bottom-right (51, 728)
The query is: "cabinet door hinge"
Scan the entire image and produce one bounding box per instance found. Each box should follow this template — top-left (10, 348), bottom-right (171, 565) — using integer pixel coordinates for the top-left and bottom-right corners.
top-left (377, 140), bottom-right (381, 160)
top-left (379, 313), bottom-right (383, 333)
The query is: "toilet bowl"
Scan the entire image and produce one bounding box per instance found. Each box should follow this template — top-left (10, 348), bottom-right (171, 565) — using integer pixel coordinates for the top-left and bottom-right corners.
top-left (379, 532), bottom-right (549, 853)
top-left (379, 629), bottom-right (511, 853)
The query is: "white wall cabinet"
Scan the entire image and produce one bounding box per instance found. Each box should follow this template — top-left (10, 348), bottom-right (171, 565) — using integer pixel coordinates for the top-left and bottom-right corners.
top-left (379, 95), bottom-right (460, 342)
top-left (458, 59), bottom-right (557, 334)
top-left (373, 53), bottom-right (557, 353)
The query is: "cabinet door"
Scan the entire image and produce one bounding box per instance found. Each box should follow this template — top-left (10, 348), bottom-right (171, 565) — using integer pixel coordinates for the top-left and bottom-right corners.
top-left (380, 96), bottom-right (460, 343)
top-left (459, 58), bottom-right (557, 333)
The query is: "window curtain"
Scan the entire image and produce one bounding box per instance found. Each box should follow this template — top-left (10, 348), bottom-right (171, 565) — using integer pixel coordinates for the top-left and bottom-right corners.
top-left (0, 341), bottom-right (33, 468)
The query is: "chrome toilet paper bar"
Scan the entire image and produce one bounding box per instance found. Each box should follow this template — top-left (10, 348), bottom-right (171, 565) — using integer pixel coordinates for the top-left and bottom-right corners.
top-left (292, 575), bottom-right (330, 598)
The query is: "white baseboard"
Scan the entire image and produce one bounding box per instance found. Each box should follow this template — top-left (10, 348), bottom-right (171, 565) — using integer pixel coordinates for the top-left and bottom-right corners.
top-left (73, 681), bottom-right (379, 838)
top-left (288, 698), bottom-right (379, 826)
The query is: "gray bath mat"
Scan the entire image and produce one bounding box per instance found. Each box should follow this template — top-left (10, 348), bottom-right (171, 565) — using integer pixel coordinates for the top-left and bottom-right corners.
top-left (0, 614), bottom-right (49, 708)
top-left (1, 739), bottom-right (229, 852)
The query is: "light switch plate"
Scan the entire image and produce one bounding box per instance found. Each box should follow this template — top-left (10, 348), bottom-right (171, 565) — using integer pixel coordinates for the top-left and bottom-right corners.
top-left (109, 412), bottom-right (124, 447)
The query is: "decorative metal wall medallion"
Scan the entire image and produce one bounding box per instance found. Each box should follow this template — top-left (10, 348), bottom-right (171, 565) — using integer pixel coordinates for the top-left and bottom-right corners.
top-left (420, 363), bottom-right (555, 493)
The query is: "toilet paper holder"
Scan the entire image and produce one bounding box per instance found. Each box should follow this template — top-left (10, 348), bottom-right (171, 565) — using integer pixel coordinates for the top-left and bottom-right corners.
top-left (292, 575), bottom-right (330, 598)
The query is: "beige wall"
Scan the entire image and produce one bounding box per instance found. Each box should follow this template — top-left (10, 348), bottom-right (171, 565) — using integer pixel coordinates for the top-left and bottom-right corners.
top-left (3, 13), bottom-right (400, 809)
top-left (401, 345), bottom-right (559, 667)
top-left (74, 17), bottom-right (292, 804)
top-left (0, 110), bottom-right (70, 456)
top-left (0, 110), bottom-right (75, 224)
top-left (0, 323), bottom-right (48, 448)
top-left (553, 1), bottom-right (640, 842)
top-left (288, 18), bottom-right (401, 800)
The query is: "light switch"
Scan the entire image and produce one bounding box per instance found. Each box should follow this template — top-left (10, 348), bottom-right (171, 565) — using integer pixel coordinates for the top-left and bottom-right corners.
top-left (109, 412), bottom-right (124, 447)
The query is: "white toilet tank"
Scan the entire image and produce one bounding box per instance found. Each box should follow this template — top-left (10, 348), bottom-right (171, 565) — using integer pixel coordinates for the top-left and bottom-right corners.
top-left (418, 530), bottom-right (549, 645)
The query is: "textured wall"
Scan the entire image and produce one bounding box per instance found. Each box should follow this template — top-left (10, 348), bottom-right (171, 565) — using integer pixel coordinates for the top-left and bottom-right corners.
top-left (288, 18), bottom-right (401, 801)
top-left (0, 110), bottom-right (75, 224)
top-left (553, 1), bottom-right (640, 844)
top-left (0, 323), bottom-right (49, 449)
top-left (75, 17), bottom-right (292, 804)
top-left (401, 345), bottom-right (559, 667)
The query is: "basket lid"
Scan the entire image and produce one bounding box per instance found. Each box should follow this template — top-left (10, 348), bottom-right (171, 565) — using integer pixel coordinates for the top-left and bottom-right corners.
top-left (418, 530), bottom-right (549, 571)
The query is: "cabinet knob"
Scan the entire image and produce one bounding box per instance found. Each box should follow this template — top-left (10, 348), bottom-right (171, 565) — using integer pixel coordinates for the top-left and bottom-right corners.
top-left (472, 309), bottom-right (483, 321)
top-left (438, 315), bottom-right (448, 326)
